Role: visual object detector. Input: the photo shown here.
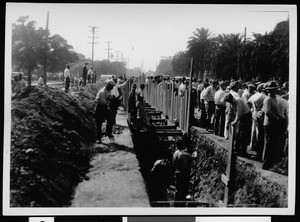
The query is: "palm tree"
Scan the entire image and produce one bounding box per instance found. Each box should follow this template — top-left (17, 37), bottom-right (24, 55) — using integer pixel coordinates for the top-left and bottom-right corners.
top-left (271, 20), bottom-right (289, 82)
top-left (187, 28), bottom-right (214, 79)
top-left (208, 33), bottom-right (244, 80)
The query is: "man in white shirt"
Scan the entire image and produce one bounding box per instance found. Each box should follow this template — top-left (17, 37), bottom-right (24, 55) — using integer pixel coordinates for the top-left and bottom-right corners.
top-left (95, 80), bottom-right (115, 143)
top-left (199, 82), bottom-right (209, 127)
top-left (203, 80), bottom-right (218, 131)
top-left (214, 81), bottom-right (227, 137)
top-left (178, 77), bottom-right (186, 97)
top-left (38, 75), bottom-right (44, 86)
top-left (247, 83), bottom-right (266, 161)
top-left (87, 66), bottom-right (94, 84)
top-left (64, 64), bottom-right (71, 93)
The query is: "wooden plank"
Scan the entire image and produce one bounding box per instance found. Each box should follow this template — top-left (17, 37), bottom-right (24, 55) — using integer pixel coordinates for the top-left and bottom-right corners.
top-left (222, 124), bottom-right (237, 206)
top-left (149, 125), bottom-right (177, 130)
top-left (221, 174), bottom-right (229, 186)
top-left (154, 130), bottom-right (183, 136)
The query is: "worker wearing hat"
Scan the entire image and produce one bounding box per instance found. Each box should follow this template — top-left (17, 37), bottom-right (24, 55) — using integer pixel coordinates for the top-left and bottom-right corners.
top-left (203, 80), bottom-right (218, 132)
top-left (214, 81), bottom-right (227, 137)
top-left (262, 81), bottom-right (284, 170)
top-left (242, 83), bottom-right (256, 102)
top-left (94, 79), bottom-right (115, 143)
top-left (247, 82), bottom-right (267, 161)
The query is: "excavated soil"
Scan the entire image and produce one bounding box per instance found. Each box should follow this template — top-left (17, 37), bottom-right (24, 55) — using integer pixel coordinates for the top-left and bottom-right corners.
top-left (10, 84), bottom-right (100, 207)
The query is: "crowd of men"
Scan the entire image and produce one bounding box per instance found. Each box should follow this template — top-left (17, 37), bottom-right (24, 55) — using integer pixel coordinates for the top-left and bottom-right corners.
top-left (145, 75), bottom-right (289, 175)
top-left (63, 62), bottom-right (98, 93)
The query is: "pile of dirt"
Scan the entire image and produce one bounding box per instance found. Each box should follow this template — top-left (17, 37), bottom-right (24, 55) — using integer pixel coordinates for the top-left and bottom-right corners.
top-left (10, 84), bottom-right (101, 207)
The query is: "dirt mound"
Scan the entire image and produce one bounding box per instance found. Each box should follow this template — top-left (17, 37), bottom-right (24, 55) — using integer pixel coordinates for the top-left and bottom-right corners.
top-left (10, 85), bottom-right (99, 207)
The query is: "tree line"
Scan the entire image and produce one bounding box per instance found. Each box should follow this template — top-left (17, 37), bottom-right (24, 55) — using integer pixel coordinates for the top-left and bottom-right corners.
top-left (156, 19), bottom-right (289, 83)
top-left (11, 16), bottom-right (127, 86)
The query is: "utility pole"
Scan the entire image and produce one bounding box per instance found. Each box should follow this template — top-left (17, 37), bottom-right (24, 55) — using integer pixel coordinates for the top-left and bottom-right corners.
top-left (121, 52), bottom-right (124, 63)
top-left (141, 58), bottom-right (144, 73)
top-left (105, 41), bottom-right (112, 62)
top-left (115, 51), bottom-right (120, 62)
top-left (43, 11), bottom-right (49, 85)
top-left (88, 26), bottom-right (99, 62)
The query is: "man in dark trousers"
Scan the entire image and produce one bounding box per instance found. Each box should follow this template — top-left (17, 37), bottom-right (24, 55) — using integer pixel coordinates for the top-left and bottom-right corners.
top-left (262, 81), bottom-right (285, 171)
top-left (94, 80), bottom-right (115, 143)
top-left (82, 62), bottom-right (88, 86)
top-left (173, 139), bottom-right (197, 207)
top-left (63, 64), bottom-right (71, 93)
top-left (128, 83), bottom-right (137, 128)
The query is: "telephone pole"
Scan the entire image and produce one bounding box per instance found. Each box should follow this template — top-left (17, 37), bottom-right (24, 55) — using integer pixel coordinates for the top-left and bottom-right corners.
top-left (115, 50), bottom-right (120, 62)
top-left (121, 52), bottom-right (124, 63)
top-left (88, 26), bottom-right (99, 62)
top-left (105, 41), bottom-right (112, 61)
top-left (141, 58), bottom-right (144, 73)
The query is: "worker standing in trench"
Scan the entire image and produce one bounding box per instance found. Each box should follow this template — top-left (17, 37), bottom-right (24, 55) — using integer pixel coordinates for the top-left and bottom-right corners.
top-left (94, 80), bottom-right (115, 143)
top-left (173, 139), bottom-right (197, 207)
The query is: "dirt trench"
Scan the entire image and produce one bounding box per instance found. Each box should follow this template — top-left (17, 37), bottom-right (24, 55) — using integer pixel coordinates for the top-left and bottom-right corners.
top-left (10, 83), bottom-right (150, 207)
top-left (70, 111), bottom-right (149, 207)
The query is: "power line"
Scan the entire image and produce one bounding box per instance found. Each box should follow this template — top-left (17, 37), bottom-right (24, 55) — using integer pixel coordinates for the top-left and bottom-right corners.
top-left (105, 41), bottom-right (112, 62)
top-left (88, 26), bottom-right (99, 62)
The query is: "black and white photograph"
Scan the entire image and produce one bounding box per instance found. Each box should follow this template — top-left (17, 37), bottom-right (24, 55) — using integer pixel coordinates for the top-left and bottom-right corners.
top-left (3, 3), bottom-right (297, 216)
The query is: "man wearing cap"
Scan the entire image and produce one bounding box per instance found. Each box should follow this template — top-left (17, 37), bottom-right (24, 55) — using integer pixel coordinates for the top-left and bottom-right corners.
top-left (94, 80), bottom-right (115, 143)
top-left (82, 62), bottom-right (88, 86)
top-left (223, 93), bottom-right (252, 156)
top-left (64, 65), bottom-right (71, 93)
top-left (214, 81), bottom-right (227, 137)
top-left (262, 81), bottom-right (285, 170)
top-left (203, 80), bottom-right (218, 131)
top-left (242, 83), bottom-right (256, 102)
top-left (247, 83), bottom-right (266, 161)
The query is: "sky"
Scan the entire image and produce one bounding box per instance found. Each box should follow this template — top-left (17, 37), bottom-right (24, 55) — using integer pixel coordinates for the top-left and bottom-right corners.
top-left (6, 3), bottom-right (293, 72)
